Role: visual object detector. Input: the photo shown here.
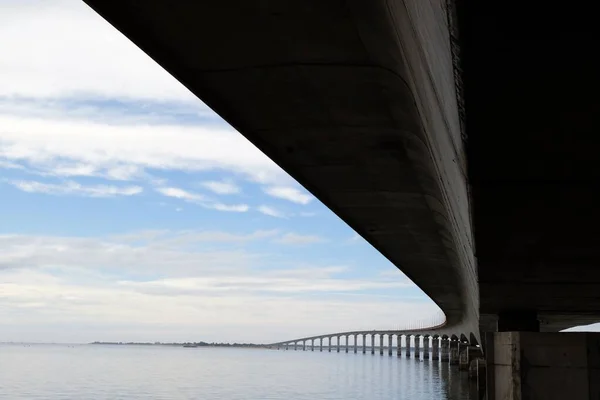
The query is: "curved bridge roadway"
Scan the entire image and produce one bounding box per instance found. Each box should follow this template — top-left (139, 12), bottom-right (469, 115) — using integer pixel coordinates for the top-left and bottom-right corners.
top-left (267, 327), bottom-right (482, 367)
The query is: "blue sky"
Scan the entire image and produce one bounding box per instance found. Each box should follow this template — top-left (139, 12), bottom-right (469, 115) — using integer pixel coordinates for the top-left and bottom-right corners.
top-left (2, 1), bottom-right (595, 343)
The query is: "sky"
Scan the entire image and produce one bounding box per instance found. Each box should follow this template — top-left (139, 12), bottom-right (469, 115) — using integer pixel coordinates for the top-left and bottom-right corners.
top-left (0, 0), bottom-right (447, 344)
top-left (3, 1), bottom-right (596, 345)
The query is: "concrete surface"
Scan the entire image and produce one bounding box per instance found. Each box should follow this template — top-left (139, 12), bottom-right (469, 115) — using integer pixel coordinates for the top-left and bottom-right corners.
top-left (487, 332), bottom-right (600, 400)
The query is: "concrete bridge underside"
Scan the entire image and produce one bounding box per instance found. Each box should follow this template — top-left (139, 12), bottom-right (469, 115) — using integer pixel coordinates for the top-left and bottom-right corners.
top-left (83, 0), bottom-right (600, 337)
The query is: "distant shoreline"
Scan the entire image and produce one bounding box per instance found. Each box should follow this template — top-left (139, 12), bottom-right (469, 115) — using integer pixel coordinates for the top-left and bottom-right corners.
top-left (89, 341), bottom-right (263, 348)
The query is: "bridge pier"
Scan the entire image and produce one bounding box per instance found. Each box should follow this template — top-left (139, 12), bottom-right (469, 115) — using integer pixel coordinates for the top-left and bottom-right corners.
top-left (336, 336), bottom-right (340, 353)
top-left (449, 339), bottom-right (459, 365)
top-left (405, 335), bottom-right (411, 358)
top-left (485, 332), bottom-right (600, 400)
top-left (388, 334), bottom-right (393, 356)
top-left (354, 334), bottom-right (357, 354)
top-left (345, 335), bottom-right (349, 353)
top-left (302, 340), bottom-right (306, 351)
top-left (397, 334), bottom-right (402, 357)
top-left (320, 337), bottom-right (323, 352)
top-left (423, 336), bottom-right (430, 359)
top-left (432, 337), bottom-right (439, 360)
top-left (362, 334), bottom-right (366, 354)
top-left (441, 338), bottom-right (450, 362)
top-left (328, 337), bottom-right (331, 352)
top-left (379, 334), bottom-right (384, 355)
top-left (371, 334), bottom-right (375, 355)
top-left (294, 342), bottom-right (297, 351)
top-left (414, 335), bottom-right (421, 359)
top-left (311, 339), bottom-right (314, 351)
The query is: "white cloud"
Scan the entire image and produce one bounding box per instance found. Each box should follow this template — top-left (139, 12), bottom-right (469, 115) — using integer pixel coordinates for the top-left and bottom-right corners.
top-left (209, 203), bottom-right (249, 213)
top-left (107, 229), bottom-right (279, 245)
top-left (257, 205), bottom-right (286, 218)
top-left (155, 186), bottom-right (249, 213)
top-left (200, 180), bottom-right (240, 195)
top-left (275, 233), bottom-right (325, 245)
top-left (156, 187), bottom-right (206, 202)
top-left (0, 0), bottom-right (196, 103)
top-left (264, 186), bottom-right (313, 205)
top-left (6, 179), bottom-right (142, 197)
top-left (0, 231), bottom-right (434, 342)
top-left (0, 114), bottom-right (290, 186)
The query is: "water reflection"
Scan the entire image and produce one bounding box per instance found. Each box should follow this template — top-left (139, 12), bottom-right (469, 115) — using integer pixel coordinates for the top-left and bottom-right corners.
top-left (1, 344), bottom-right (475, 400)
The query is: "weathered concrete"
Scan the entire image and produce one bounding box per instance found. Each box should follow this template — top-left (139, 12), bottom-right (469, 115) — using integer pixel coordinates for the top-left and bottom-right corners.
top-left (387, 334), bottom-right (392, 356)
top-left (405, 336), bottom-right (411, 358)
top-left (379, 334), bottom-right (384, 356)
top-left (432, 337), bottom-right (440, 360)
top-left (487, 332), bottom-right (600, 400)
top-left (449, 339), bottom-right (459, 365)
top-left (441, 338), bottom-right (450, 362)
top-left (397, 335), bottom-right (402, 357)
top-left (423, 336), bottom-right (430, 359)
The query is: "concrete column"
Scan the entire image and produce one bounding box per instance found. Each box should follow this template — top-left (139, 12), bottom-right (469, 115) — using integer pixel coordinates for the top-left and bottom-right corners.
top-left (362, 334), bottom-right (366, 354)
top-left (294, 342), bottom-right (297, 351)
top-left (459, 345), bottom-right (476, 371)
top-left (328, 337), bottom-right (331, 352)
top-left (320, 337), bottom-right (323, 352)
top-left (432, 337), bottom-right (440, 360)
top-left (486, 332), bottom-right (600, 400)
top-left (387, 334), bottom-right (393, 356)
top-left (354, 334), bottom-right (357, 354)
top-left (371, 334), bottom-right (375, 355)
top-left (345, 335), bottom-right (349, 353)
top-left (302, 340), bottom-right (306, 351)
top-left (406, 335), bottom-right (411, 358)
top-left (414, 335), bottom-right (421, 359)
top-left (311, 339), bottom-right (314, 351)
top-left (337, 336), bottom-right (340, 353)
top-left (379, 334), bottom-right (384, 355)
top-left (423, 336), bottom-right (430, 359)
top-left (449, 339), bottom-right (459, 365)
top-left (397, 335), bottom-right (402, 357)
top-left (441, 338), bottom-right (450, 362)
top-left (285, 343), bottom-right (288, 350)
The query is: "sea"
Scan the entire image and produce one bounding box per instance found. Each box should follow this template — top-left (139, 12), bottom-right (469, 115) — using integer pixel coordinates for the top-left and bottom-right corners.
top-left (0, 344), bottom-right (475, 399)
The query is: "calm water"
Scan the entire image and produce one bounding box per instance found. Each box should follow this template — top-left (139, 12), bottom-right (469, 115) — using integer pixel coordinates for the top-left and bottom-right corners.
top-left (0, 344), bottom-right (474, 399)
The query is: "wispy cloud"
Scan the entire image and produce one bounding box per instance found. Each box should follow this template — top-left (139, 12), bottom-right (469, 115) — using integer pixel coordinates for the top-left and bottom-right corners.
top-left (257, 205), bottom-right (286, 218)
top-left (0, 115), bottom-right (289, 186)
top-left (275, 233), bottom-right (325, 245)
top-left (208, 203), bottom-right (249, 212)
top-left (200, 180), bottom-right (240, 195)
top-left (6, 179), bottom-right (142, 197)
top-left (264, 186), bottom-right (313, 205)
top-left (156, 187), bottom-right (206, 202)
top-left (156, 186), bottom-right (248, 213)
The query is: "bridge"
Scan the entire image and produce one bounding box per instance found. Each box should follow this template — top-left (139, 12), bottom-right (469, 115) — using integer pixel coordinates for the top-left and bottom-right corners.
top-left (81, 1), bottom-right (600, 398)
top-left (266, 328), bottom-right (482, 369)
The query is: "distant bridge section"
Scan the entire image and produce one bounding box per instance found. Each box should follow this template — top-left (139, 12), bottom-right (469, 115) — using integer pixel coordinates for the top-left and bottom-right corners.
top-left (267, 327), bottom-right (482, 369)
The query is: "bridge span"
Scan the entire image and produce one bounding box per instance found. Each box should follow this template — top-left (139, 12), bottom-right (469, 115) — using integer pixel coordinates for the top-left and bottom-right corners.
top-left (82, 1), bottom-right (600, 398)
top-left (267, 327), bottom-right (483, 371)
